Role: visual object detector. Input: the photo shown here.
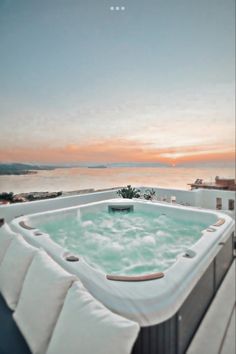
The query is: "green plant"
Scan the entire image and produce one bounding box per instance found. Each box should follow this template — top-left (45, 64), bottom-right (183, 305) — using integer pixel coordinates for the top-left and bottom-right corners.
top-left (117, 185), bottom-right (141, 199)
top-left (0, 192), bottom-right (14, 202)
top-left (143, 188), bottom-right (156, 200)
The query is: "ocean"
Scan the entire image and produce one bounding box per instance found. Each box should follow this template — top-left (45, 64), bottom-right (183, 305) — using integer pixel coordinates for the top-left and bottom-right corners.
top-left (0, 167), bottom-right (234, 194)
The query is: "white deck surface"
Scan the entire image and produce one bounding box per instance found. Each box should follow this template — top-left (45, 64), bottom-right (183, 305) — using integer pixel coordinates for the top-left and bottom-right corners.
top-left (221, 306), bottom-right (235, 354)
top-left (187, 259), bottom-right (236, 354)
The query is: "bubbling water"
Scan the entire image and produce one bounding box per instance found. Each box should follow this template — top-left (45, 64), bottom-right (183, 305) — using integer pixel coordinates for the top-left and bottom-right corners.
top-left (38, 210), bottom-right (208, 275)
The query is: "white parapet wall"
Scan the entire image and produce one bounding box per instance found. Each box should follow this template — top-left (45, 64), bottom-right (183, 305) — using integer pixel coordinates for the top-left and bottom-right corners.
top-left (0, 186), bottom-right (235, 222)
top-left (199, 189), bottom-right (235, 210)
top-left (138, 187), bottom-right (235, 218)
top-left (139, 186), bottom-right (199, 206)
top-left (0, 189), bottom-right (119, 222)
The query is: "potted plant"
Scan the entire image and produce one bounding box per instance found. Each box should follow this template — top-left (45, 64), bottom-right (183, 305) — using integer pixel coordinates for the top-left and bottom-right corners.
top-left (117, 185), bottom-right (141, 199)
top-left (143, 188), bottom-right (156, 200)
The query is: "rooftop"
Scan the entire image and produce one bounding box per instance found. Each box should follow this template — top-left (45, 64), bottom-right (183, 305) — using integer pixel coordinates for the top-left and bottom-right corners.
top-left (189, 176), bottom-right (236, 191)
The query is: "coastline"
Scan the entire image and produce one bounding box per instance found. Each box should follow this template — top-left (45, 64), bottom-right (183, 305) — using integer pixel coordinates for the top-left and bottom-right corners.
top-left (0, 187), bottom-right (122, 204)
top-left (0, 171), bottom-right (37, 176)
top-left (0, 166), bottom-right (235, 195)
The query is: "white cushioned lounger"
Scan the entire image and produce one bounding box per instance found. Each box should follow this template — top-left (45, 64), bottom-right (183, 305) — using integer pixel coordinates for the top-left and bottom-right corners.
top-left (0, 223), bottom-right (18, 264)
top-left (14, 250), bottom-right (77, 354)
top-left (0, 223), bottom-right (140, 354)
top-left (0, 236), bottom-right (37, 310)
top-left (46, 282), bottom-right (140, 354)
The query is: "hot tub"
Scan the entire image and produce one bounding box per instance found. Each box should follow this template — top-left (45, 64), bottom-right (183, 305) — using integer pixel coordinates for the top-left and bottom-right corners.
top-left (11, 199), bottom-right (235, 354)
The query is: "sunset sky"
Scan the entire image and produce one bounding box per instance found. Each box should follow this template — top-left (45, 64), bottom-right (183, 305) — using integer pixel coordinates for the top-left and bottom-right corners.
top-left (0, 0), bottom-right (235, 166)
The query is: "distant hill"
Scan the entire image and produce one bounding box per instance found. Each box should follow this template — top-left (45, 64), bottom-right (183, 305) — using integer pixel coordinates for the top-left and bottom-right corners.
top-left (0, 163), bottom-right (56, 175)
top-left (77, 162), bottom-right (169, 168)
top-left (0, 162), bottom-right (170, 175)
top-left (108, 162), bottom-right (169, 168)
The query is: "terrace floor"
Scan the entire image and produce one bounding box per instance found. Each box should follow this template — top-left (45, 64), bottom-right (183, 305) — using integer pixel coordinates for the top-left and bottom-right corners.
top-left (187, 259), bottom-right (235, 354)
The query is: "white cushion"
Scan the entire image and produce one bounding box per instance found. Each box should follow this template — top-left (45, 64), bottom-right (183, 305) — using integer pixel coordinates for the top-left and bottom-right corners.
top-left (13, 250), bottom-right (77, 354)
top-left (0, 236), bottom-right (37, 310)
top-left (46, 282), bottom-right (140, 354)
top-left (0, 223), bottom-right (17, 264)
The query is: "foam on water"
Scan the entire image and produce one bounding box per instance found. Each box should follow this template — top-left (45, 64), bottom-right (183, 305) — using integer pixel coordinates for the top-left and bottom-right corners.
top-left (37, 210), bottom-right (209, 275)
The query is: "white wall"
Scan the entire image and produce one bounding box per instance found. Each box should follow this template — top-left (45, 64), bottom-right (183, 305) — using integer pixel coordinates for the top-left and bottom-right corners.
top-left (200, 189), bottom-right (235, 210)
top-left (0, 189), bottom-right (119, 222)
top-left (139, 186), bottom-right (198, 205)
top-left (139, 186), bottom-right (235, 208)
top-left (1, 186), bottom-right (235, 222)
top-left (138, 187), bottom-right (235, 219)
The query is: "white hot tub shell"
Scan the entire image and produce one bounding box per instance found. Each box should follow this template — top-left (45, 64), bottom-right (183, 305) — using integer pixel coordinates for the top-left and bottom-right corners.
top-left (11, 199), bottom-right (235, 329)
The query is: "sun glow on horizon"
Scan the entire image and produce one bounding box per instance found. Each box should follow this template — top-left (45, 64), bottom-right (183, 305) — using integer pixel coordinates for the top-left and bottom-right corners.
top-left (0, 138), bottom-right (235, 167)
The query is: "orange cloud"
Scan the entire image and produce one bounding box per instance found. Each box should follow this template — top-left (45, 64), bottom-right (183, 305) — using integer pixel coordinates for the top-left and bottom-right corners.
top-left (0, 138), bottom-right (235, 165)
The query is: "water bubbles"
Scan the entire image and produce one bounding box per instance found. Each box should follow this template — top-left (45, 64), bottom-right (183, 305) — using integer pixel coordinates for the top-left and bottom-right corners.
top-left (82, 220), bottom-right (94, 227)
top-left (76, 209), bottom-right (81, 220)
top-left (39, 209), bottom-right (207, 276)
top-left (156, 230), bottom-right (168, 237)
top-left (142, 235), bottom-right (156, 246)
top-left (155, 215), bottom-right (168, 225)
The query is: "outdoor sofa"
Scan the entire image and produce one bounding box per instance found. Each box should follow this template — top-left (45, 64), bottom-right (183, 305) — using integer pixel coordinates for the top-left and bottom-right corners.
top-left (0, 223), bottom-right (140, 354)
